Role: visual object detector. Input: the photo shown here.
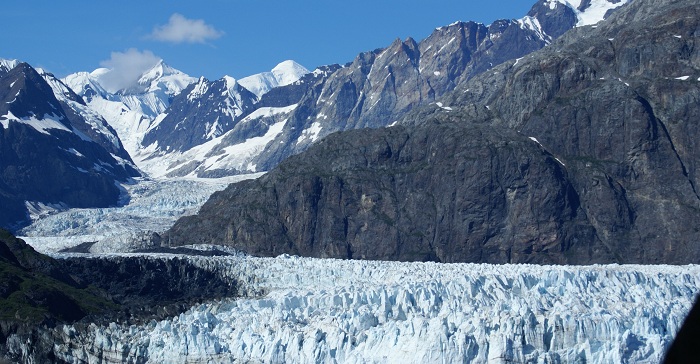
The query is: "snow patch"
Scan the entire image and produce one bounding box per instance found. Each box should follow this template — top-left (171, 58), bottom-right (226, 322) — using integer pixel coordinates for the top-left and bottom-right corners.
top-left (544, 0), bottom-right (629, 26)
top-left (187, 77), bottom-right (210, 101)
top-left (0, 111), bottom-right (71, 135)
top-left (0, 58), bottom-right (19, 72)
top-left (297, 121), bottom-right (323, 145)
top-left (436, 102), bottom-right (452, 111)
top-left (517, 16), bottom-right (547, 41)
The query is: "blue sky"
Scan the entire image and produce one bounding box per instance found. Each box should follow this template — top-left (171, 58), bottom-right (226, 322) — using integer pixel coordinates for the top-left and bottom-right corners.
top-left (2, 1), bottom-right (534, 80)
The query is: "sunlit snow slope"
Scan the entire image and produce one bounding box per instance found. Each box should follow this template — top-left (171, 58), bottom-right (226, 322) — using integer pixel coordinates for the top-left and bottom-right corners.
top-left (53, 254), bottom-right (699, 363)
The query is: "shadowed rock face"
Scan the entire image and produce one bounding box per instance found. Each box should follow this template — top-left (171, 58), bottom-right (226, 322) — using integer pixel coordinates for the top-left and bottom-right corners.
top-left (164, 122), bottom-right (608, 264)
top-left (664, 297), bottom-right (700, 363)
top-left (164, 0), bottom-right (700, 264)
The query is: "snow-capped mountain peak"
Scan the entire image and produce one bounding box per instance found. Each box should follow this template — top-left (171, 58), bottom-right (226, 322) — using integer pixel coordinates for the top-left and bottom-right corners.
top-left (271, 60), bottom-right (310, 87)
top-left (62, 71), bottom-right (107, 101)
top-left (0, 58), bottom-right (20, 74)
top-left (222, 75), bottom-right (238, 91)
top-left (239, 60), bottom-right (310, 99)
top-left (187, 76), bottom-right (210, 101)
top-left (132, 60), bottom-right (196, 96)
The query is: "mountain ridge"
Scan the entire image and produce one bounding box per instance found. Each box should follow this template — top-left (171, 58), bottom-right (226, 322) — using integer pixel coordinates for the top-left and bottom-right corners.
top-left (0, 62), bottom-right (140, 231)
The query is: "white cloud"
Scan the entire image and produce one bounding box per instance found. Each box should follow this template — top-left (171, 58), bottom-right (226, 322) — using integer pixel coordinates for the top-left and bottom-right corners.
top-left (98, 48), bottom-right (161, 93)
top-left (149, 13), bottom-right (224, 44)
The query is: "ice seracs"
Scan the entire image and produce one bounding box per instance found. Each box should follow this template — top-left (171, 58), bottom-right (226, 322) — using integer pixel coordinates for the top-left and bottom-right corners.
top-left (48, 254), bottom-right (700, 364)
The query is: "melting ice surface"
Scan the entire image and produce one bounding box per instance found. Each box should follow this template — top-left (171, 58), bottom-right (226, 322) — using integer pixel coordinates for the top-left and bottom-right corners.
top-left (54, 252), bottom-right (699, 364)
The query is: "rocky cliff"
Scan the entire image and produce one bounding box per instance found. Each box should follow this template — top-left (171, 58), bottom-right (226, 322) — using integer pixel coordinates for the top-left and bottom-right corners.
top-left (164, 0), bottom-right (700, 264)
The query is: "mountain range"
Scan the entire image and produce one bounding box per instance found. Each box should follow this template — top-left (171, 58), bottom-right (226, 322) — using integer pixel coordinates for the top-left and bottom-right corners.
top-left (0, 0), bottom-right (628, 231)
top-left (0, 61), bottom-right (139, 230)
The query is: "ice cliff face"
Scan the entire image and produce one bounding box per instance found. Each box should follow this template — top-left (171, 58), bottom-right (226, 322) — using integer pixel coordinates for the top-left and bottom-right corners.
top-left (50, 253), bottom-right (700, 363)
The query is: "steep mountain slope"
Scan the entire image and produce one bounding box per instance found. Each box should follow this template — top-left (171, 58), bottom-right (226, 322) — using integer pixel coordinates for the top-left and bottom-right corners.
top-left (151, 66), bottom-right (333, 178)
top-left (163, 0), bottom-right (700, 264)
top-left (0, 62), bottom-right (140, 231)
top-left (165, 122), bottom-right (604, 263)
top-left (419, 0), bottom-right (700, 263)
top-left (37, 69), bottom-right (133, 161)
top-left (140, 76), bottom-right (257, 153)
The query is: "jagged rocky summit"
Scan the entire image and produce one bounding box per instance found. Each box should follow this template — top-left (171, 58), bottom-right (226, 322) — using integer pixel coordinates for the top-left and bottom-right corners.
top-left (163, 0), bottom-right (700, 264)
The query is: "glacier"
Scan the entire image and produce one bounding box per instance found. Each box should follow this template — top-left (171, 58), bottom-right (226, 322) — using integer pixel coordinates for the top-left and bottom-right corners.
top-left (19, 175), bottom-right (261, 254)
top-left (50, 252), bottom-right (699, 363)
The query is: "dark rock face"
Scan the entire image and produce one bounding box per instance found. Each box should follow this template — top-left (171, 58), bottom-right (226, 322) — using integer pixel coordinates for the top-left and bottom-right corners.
top-left (527, 0), bottom-right (578, 38)
top-left (664, 297), bottom-right (700, 363)
top-left (164, 123), bottom-right (607, 264)
top-left (59, 255), bottom-right (237, 321)
top-left (0, 63), bottom-right (139, 231)
top-left (416, 0), bottom-right (700, 264)
top-left (165, 0), bottom-right (700, 264)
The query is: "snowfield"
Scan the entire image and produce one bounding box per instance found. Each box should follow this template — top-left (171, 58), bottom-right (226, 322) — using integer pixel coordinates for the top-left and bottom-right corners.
top-left (53, 252), bottom-right (699, 364)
